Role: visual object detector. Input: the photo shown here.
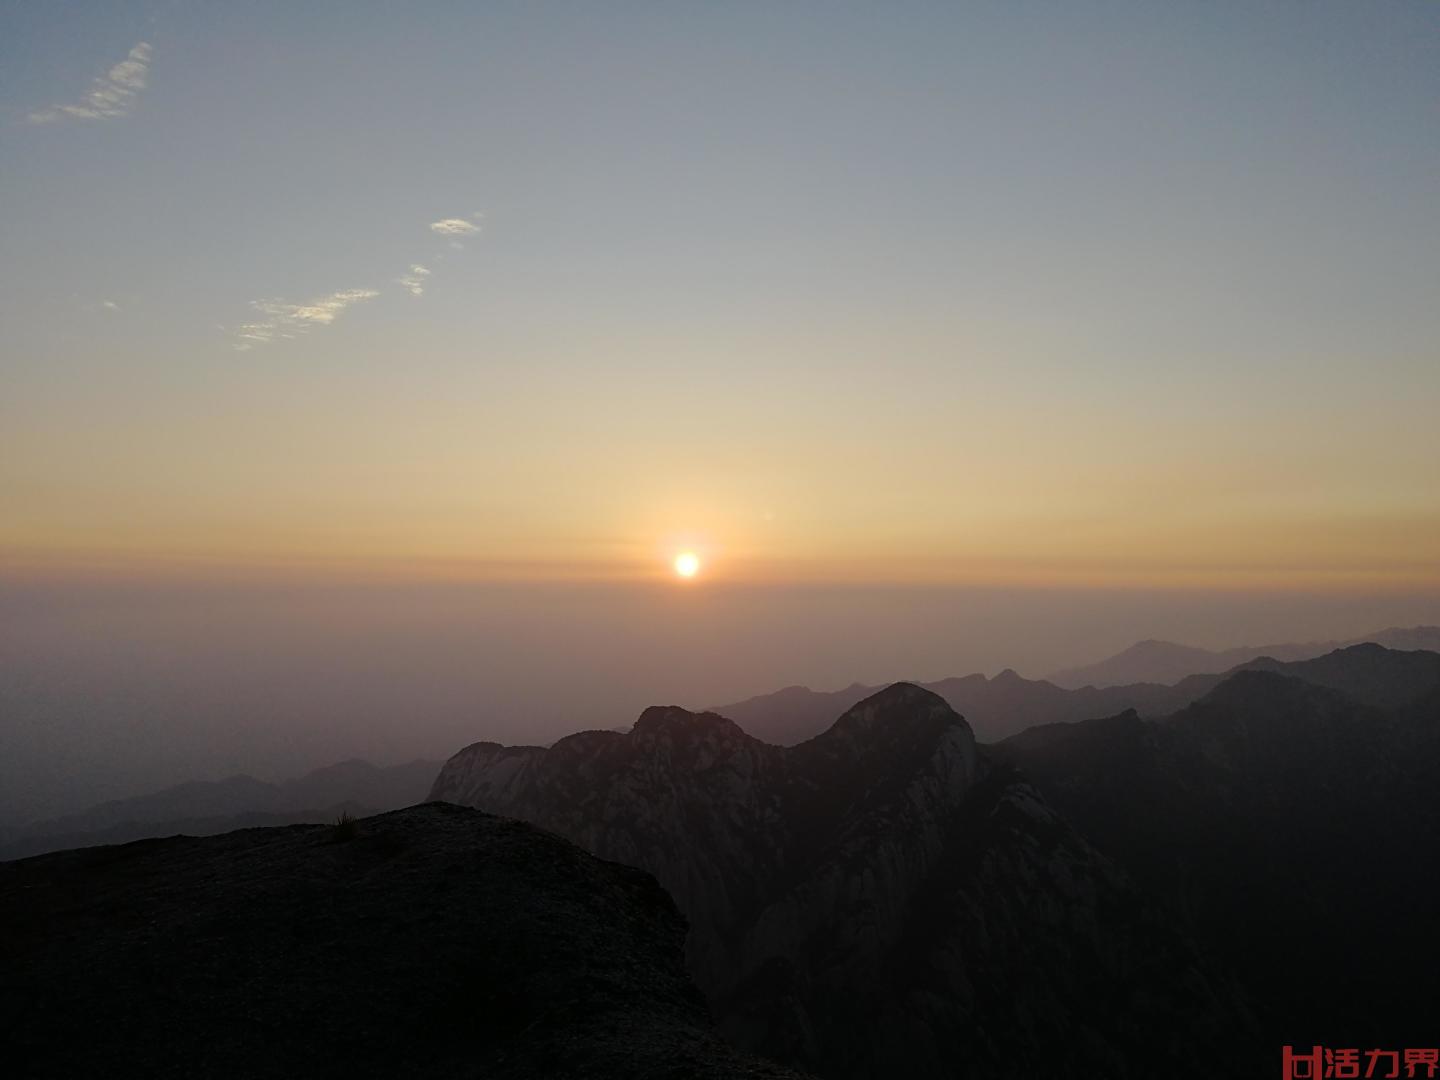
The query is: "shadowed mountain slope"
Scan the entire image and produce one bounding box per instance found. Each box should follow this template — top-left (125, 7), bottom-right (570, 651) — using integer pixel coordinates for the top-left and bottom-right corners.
top-left (0, 803), bottom-right (808, 1080)
top-left (432, 684), bottom-right (1250, 1080)
top-left (995, 646), bottom-right (1440, 1047)
top-left (1235, 641), bottom-right (1440, 710)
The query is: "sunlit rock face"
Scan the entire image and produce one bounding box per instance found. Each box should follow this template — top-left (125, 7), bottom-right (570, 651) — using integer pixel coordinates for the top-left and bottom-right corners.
top-left (433, 683), bottom-right (1249, 1079)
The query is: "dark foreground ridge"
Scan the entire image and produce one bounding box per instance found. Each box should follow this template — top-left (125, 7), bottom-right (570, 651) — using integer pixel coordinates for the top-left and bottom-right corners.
top-left (0, 803), bottom-right (809, 1080)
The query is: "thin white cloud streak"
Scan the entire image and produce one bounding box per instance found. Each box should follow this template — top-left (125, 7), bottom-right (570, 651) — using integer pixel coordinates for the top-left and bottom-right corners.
top-left (397, 264), bottom-right (431, 297)
top-left (232, 288), bottom-right (379, 351)
top-left (29, 42), bottom-right (153, 123)
top-left (229, 213), bottom-right (479, 350)
top-left (429, 218), bottom-right (480, 237)
top-left (101, 300), bottom-right (121, 312)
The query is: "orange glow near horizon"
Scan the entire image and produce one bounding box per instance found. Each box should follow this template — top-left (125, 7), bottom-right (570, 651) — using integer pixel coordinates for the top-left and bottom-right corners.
top-left (5, 320), bottom-right (1440, 595)
top-left (5, 526), bottom-right (1440, 594)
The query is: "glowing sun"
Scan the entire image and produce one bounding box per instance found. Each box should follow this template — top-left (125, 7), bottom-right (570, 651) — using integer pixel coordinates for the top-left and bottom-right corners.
top-left (673, 552), bottom-right (701, 579)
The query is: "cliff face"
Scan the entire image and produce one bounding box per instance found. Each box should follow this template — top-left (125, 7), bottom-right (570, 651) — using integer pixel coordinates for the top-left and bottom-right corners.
top-left (431, 683), bottom-right (1250, 1079)
top-left (0, 803), bottom-right (809, 1080)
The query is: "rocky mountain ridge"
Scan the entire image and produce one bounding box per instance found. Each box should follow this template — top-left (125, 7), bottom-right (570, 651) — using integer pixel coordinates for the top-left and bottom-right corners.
top-left (432, 683), bottom-right (1249, 1078)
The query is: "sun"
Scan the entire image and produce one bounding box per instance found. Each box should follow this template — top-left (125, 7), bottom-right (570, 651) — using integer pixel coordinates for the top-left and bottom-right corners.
top-left (673, 552), bottom-right (701, 579)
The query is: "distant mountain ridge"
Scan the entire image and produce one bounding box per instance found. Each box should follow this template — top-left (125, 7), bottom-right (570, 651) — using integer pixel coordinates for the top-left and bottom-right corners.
top-left (709, 669), bottom-right (1204, 746)
top-left (709, 629), bottom-right (1440, 747)
top-left (1047, 624), bottom-right (1440, 688)
top-left (0, 758), bottom-right (441, 861)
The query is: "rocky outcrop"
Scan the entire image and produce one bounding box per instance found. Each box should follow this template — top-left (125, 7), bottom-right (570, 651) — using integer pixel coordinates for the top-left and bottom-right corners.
top-left (0, 803), bottom-right (809, 1080)
top-left (432, 683), bottom-right (1250, 1078)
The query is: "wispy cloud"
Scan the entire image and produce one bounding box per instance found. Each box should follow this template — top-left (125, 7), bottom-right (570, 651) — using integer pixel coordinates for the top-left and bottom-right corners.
top-left (101, 300), bottom-right (121, 312)
top-left (227, 213), bottom-right (481, 350)
top-left (429, 218), bottom-right (481, 237)
top-left (397, 264), bottom-right (431, 297)
top-left (232, 288), bottom-right (379, 351)
top-left (29, 42), bottom-right (153, 124)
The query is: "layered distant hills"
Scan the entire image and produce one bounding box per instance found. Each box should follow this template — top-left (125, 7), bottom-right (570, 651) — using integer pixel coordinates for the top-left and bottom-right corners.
top-left (433, 643), bottom-right (1440, 1077)
top-left (1046, 624), bottom-right (1440, 688)
top-left (0, 758), bottom-right (441, 861)
top-left (709, 669), bottom-right (1198, 745)
top-left (708, 625), bottom-right (1440, 745)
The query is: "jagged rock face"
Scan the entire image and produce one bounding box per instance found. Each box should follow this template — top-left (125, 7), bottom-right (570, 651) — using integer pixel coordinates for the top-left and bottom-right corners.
top-left (432, 683), bottom-right (1249, 1079)
top-left (0, 803), bottom-right (810, 1080)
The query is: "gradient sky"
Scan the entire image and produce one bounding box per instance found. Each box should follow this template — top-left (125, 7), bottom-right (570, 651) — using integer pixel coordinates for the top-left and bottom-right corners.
top-left (3, 0), bottom-right (1439, 590)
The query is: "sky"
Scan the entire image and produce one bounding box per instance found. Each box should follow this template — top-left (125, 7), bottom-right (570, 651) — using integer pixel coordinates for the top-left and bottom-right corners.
top-left (3, 0), bottom-right (1438, 589)
top-left (2, 2), bottom-right (1439, 820)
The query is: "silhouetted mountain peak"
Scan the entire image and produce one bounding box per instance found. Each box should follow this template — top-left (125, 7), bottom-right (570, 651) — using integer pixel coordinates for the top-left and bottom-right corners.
top-left (826, 682), bottom-right (965, 741)
top-left (847, 679), bottom-right (936, 708)
top-left (1333, 641), bottom-right (1390, 659)
top-left (631, 705), bottom-right (749, 745)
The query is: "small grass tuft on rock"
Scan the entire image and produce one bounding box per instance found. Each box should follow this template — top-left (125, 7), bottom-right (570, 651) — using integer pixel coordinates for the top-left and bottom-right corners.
top-left (331, 811), bottom-right (359, 843)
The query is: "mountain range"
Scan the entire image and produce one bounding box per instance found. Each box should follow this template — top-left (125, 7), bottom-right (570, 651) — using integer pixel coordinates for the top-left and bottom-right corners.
top-left (707, 626), bottom-right (1440, 746)
top-left (433, 643), bottom-right (1440, 1078)
top-left (432, 688), bottom-right (1250, 1077)
top-left (7, 642), bottom-right (1437, 1076)
top-left (994, 647), bottom-right (1440, 1047)
top-left (708, 670), bottom-right (1198, 745)
top-left (1046, 624), bottom-right (1440, 688)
